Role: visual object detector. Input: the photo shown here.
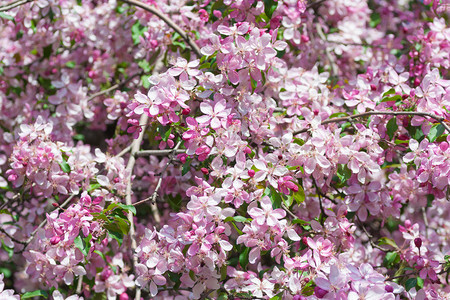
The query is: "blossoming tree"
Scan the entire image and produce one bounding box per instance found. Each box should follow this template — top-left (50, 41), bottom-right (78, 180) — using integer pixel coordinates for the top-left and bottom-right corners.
top-left (0, 0), bottom-right (449, 299)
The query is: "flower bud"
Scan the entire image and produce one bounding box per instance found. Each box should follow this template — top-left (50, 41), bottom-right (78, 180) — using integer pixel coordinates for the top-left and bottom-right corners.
top-left (414, 237), bottom-right (422, 248)
top-left (182, 108), bottom-right (191, 115)
top-left (201, 168), bottom-right (209, 175)
top-left (248, 169), bottom-right (255, 177)
top-left (385, 285), bottom-right (394, 293)
top-left (50, 235), bottom-right (61, 245)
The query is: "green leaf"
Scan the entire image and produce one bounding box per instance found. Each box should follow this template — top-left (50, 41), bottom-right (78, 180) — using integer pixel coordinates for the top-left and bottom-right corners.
top-left (369, 12), bottom-right (381, 28)
top-left (428, 124), bottom-right (445, 142)
top-left (268, 186), bottom-right (282, 209)
top-left (43, 44), bottom-right (52, 59)
top-left (263, 0), bottom-right (278, 19)
top-left (1, 241), bottom-right (13, 258)
top-left (224, 216), bottom-right (250, 223)
top-left (74, 235), bottom-right (89, 256)
top-left (230, 221), bottom-right (243, 235)
top-left (168, 272), bottom-right (181, 290)
top-left (116, 203), bottom-right (136, 215)
top-left (270, 292), bottom-right (283, 300)
top-left (386, 117), bottom-right (398, 140)
top-left (0, 12), bottom-right (14, 21)
top-left (250, 77), bottom-right (258, 92)
top-left (381, 94), bottom-right (402, 103)
top-left (382, 88), bottom-right (395, 97)
top-left (383, 252), bottom-right (400, 267)
top-left (336, 164), bottom-right (352, 183)
top-left (22, 290), bottom-right (49, 299)
top-left (292, 218), bottom-right (310, 225)
top-left (293, 185), bottom-right (305, 205)
top-left (182, 159), bottom-right (192, 176)
top-left (405, 277), bottom-right (417, 291)
top-left (58, 159), bottom-right (71, 173)
top-left (138, 60), bottom-right (151, 73)
top-left (88, 183), bottom-right (101, 192)
top-left (282, 193), bottom-right (293, 208)
top-left (141, 75), bottom-right (151, 89)
top-left (65, 61), bottom-right (76, 68)
top-left (239, 247), bottom-right (250, 269)
top-left (108, 231), bottom-right (124, 245)
top-left (378, 237), bottom-right (398, 249)
top-left (94, 250), bottom-right (106, 261)
top-left (131, 21), bottom-right (147, 45)
top-left (329, 112), bottom-right (348, 118)
top-left (416, 277), bottom-right (424, 289)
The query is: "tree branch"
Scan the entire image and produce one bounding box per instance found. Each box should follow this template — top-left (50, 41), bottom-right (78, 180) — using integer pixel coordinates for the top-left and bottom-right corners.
top-left (120, 0), bottom-right (202, 57)
top-left (124, 114), bottom-right (147, 300)
top-left (135, 149), bottom-right (185, 157)
top-left (133, 141), bottom-right (182, 208)
top-left (294, 110), bottom-right (450, 135)
top-left (0, 0), bottom-right (32, 12)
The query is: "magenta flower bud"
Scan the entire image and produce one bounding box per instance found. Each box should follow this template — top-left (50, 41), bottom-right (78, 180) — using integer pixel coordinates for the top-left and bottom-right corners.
top-left (385, 285), bottom-right (394, 293)
top-left (93, 197), bottom-right (103, 205)
top-left (414, 237), bottom-right (422, 248)
top-left (248, 169), bottom-right (255, 177)
top-left (244, 146), bottom-right (252, 154)
top-left (50, 235), bottom-right (61, 245)
top-left (201, 167), bottom-right (209, 175)
top-left (301, 34), bottom-right (309, 43)
top-left (314, 287), bottom-right (328, 298)
top-left (52, 203), bottom-right (59, 208)
top-left (440, 142), bottom-right (449, 151)
top-left (119, 293), bottom-right (129, 300)
top-left (182, 108), bottom-right (191, 115)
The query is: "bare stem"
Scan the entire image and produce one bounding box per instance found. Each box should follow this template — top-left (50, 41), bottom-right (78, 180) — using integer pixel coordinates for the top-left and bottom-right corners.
top-left (135, 149), bottom-right (185, 157)
top-left (120, 0), bottom-right (202, 57)
top-left (133, 141), bottom-right (182, 209)
top-left (294, 110), bottom-right (450, 135)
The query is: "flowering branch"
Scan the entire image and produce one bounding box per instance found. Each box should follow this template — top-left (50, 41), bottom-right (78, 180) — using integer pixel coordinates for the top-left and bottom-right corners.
top-left (294, 110), bottom-right (450, 135)
top-left (120, 0), bottom-right (202, 57)
top-left (14, 193), bottom-right (77, 253)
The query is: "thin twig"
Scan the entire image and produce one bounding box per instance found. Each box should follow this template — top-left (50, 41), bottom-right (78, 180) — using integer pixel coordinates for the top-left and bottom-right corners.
top-left (0, 227), bottom-right (26, 245)
top-left (316, 23), bottom-right (338, 77)
top-left (135, 149), bottom-right (185, 157)
top-left (294, 111), bottom-right (450, 135)
top-left (133, 141), bottom-right (182, 208)
top-left (0, 0), bottom-right (32, 12)
top-left (120, 0), bottom-right (202, 57)
top-left (86, 71), bottom-right (142, 102)
top-left (359, 221), bottom-right (389, 252)
top-left (281, 202), bottom-right (297, 219)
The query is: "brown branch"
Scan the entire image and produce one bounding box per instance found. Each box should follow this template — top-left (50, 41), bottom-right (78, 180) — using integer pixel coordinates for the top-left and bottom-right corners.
top-left (359, 221), bottom-right (389, 252)
top-left (120, 0), bottom-right (202, 57)
top-left (86, 72), bottom-right (142, 102)
top-left (294, 111), bottom-right (450, 135)
top-left (135, 149), bottom-right (185, 157)
top-left (133, 141), bottom-right (182, 208)
top-left (0, 0), bottom-right (32, 12)
top-left (124, 114), bottom-right (147, 300)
